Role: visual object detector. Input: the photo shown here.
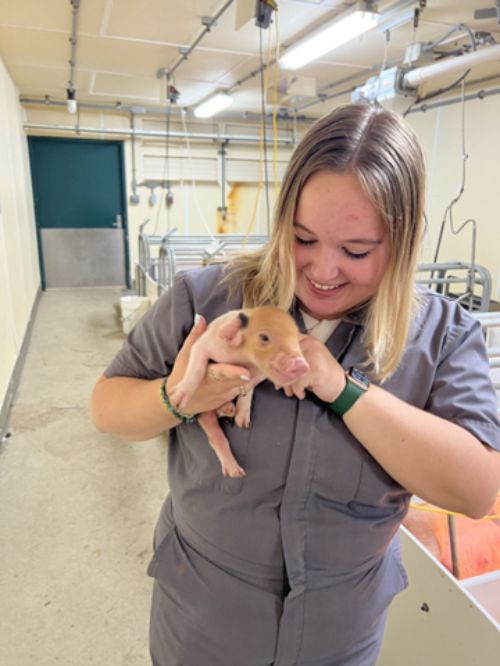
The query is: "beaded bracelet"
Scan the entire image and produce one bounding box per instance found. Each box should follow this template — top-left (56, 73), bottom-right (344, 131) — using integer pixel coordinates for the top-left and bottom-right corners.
top-left (160, 378), bottom-right (197, 424)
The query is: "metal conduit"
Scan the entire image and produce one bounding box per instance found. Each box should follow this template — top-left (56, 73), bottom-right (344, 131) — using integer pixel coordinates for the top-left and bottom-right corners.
top-left (21, 0), bottom-right (420, 120)
top-left (19, 95), bottom-right (312, 124)
top-left (163, 0), bottom-right (235, 78)
top-left (68, 0), bottom-right (80, 94)
top-left (23, 122), bottom-right (295, 145)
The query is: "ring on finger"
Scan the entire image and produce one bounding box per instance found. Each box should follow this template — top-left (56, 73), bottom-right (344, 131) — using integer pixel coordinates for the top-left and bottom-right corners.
top-left (238, 384), bottom-right (247, 397)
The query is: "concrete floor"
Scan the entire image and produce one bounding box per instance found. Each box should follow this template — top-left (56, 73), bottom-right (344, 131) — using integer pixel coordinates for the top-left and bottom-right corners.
top-left (0, 288), bottom-right (167, 665)
top-left (2, 288), bottom-right (499, 666)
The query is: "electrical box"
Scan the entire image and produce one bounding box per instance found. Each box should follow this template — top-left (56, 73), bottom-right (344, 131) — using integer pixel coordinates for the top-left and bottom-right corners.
top-left (235, 0), bottom-right (276, 30)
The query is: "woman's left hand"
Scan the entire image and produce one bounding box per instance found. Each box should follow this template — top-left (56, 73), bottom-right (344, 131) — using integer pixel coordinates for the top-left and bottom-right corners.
top-left (282, 334), bottom-right (346, 403)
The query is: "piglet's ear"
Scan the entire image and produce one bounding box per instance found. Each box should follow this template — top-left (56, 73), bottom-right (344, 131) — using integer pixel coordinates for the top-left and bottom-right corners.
top-left (219, 315), bottom-right (245, 347)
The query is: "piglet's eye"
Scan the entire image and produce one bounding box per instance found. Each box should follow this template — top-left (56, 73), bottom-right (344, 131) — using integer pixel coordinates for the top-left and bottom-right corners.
top-left (259, 333), bottom-right (270, 343)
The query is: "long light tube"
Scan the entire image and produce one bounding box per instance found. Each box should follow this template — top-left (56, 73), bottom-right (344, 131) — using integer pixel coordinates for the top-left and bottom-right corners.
top-left (280, 9), bottom-right (380, 70)
top-left (193, 92), bottom-right (233, 118)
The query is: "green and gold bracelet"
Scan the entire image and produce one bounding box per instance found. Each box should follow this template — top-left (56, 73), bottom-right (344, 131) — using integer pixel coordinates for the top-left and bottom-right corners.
top-left (160, 378), bottom-right (197, 423)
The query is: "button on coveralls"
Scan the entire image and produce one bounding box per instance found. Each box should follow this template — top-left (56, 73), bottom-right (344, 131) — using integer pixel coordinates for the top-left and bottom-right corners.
top-left (104, 265), bottom-right (500, 666)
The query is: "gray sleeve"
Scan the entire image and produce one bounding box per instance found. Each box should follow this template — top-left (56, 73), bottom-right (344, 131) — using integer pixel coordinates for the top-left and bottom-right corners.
top-left (425, 313), bottom-right (500, 451)
top-left (104, 274), bottom-right (195, 380)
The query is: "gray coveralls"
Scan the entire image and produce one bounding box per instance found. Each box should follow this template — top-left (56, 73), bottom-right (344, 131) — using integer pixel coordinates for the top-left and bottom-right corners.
top-left (104, 264), bottom-right (500, 666)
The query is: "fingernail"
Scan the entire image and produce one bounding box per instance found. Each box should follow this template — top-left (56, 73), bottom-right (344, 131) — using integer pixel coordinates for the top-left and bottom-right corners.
top-left (240, 374), bottom-right (250, 381)
top-left (194, 313), bottom-right (202, 325)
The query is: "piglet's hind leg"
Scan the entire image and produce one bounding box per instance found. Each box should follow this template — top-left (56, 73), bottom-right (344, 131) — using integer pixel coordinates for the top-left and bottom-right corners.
top-left (198, 411), bottom-right (245, 478)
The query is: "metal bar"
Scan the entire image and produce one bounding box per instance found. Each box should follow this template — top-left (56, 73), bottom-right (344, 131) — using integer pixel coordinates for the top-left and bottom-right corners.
top-left (23, 123), bottom-right (294, 145)
top-left (167, 0), bottom-right (235, 77)
top-left (68, 0), bottom-right (80, 93)
top-left (407, 85), bottom-right (500, 114)
top-left (447, 514), bottom-right (461, 579)
top-left (19, 96), bottom-right (313, 124)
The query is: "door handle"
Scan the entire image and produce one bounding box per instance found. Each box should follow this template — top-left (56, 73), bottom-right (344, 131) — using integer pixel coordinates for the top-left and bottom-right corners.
top-left (113, 214), bottom-right (123, 228)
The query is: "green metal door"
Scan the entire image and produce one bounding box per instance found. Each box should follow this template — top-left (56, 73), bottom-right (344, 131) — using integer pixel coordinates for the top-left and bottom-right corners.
top-left (28, 137), bottom-right (129, 288)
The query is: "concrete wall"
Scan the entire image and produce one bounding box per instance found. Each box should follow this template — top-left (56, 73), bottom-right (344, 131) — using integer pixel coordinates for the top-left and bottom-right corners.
top-left (23, 94), bottom-right (500, 300)
top-left (0, 57), bottom-right (40, 429)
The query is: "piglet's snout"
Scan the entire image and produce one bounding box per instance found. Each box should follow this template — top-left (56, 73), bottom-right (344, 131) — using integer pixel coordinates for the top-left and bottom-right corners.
top-left (274, 355), bottom-right (310, 381)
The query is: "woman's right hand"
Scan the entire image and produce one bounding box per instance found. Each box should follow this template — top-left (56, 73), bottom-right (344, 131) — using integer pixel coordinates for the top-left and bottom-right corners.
top-left (166, 315), bottom-right (251, 417)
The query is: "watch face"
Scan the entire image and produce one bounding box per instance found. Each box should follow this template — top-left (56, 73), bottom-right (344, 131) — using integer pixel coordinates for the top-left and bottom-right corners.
top-left (348, 367), bottom-right (370, 390)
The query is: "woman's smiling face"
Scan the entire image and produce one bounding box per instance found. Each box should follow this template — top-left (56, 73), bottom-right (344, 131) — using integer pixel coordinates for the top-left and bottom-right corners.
top-left (293, 170), bottom-right (391, 320)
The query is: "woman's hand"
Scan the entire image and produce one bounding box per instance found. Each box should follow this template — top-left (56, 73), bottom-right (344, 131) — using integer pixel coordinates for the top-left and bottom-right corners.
top-left (166, 315), bottom-right (252, 416)
top-left (283, 334), bottom-right (345, 403)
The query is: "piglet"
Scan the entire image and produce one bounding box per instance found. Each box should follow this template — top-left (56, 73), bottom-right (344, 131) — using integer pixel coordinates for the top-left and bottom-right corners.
top-left (169, 306), bottom-right (310, 478)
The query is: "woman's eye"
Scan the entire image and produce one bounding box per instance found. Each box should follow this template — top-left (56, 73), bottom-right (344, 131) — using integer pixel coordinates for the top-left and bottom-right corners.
top-left (295, 236), bottom-right (315, 246)
top-left (343, 248), bottom-right (370, 260)
top-left (259, 333), bottom-right (270, 343)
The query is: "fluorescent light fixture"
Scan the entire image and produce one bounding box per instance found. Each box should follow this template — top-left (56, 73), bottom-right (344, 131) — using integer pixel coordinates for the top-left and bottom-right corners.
top-left (193, 92), bottom-right (233, 118)
top-left (280, 8), bottom-right (380, 70)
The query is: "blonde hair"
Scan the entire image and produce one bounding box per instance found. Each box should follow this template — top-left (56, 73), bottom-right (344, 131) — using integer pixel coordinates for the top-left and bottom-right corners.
top-left (225, 103), bottom-right (425, 380)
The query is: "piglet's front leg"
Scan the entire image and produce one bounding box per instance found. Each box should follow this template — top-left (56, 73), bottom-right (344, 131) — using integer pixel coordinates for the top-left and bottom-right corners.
top-left (169, 348), bottom-right (211, 411)
top-left (233, 375), bottom-right (264, 428)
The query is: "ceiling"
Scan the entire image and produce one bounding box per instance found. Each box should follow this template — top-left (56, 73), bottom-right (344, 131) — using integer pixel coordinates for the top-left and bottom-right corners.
top-left (1, 0), bottom-right (500, 120)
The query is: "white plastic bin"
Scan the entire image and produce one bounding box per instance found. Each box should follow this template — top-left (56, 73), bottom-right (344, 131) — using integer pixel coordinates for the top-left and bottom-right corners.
top-left (120, 295), bottom-right (151, 334)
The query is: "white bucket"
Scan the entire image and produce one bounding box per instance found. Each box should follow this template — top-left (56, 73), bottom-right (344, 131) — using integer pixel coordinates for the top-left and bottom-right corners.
top-left (120, 295), bottom-right (151, 334)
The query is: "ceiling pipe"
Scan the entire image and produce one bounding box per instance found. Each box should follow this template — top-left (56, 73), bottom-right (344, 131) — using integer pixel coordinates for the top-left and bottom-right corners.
top-left (23, 122), bottom-right (295, 145)
top-left (19, 96), bottom-right (313, 123)
top-left (403, 43), bottom-right (500, 88)
top-left (406, 85), bottom-right (500, 114)
top-left (157, 0), bottom-right (235, 79)
top-left (21, 0), bottom-right (421, 120)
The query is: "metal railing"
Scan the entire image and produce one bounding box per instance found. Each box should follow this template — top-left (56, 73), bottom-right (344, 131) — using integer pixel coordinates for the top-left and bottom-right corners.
top-left (136, 224), bottom-right (269, 296)
top-left (136, 226), bottom-right (493, 315)
top-left (416, 262), bottom-right (491, 312)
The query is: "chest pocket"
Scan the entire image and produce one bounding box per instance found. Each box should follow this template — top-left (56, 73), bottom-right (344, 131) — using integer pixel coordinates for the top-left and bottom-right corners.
top-left (173, 419), bottom-right (252, 496)
top-left (312, 409), bottom-right (365, 505)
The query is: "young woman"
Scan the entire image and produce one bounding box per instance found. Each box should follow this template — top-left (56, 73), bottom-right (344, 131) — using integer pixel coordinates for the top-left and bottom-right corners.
top-left (91, 103), bottom-right (500, 666)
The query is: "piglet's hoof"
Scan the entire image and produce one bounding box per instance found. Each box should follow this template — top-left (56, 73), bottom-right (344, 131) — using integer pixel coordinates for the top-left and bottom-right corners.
top-left (234, 413), bottom-right (251, 429)
top-left (168, 387), bottom-right (188, 411)
top-left (216, 403), bottom-right (236, 418)
top-left (223, 463), bottom-right (246, 478)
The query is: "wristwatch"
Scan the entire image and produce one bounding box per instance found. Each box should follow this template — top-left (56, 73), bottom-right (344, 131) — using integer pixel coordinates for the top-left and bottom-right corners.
top-left (328, 367), bottom-right (370, 417)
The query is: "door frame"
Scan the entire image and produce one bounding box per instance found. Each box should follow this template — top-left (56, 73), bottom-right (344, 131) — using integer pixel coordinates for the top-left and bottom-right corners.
top-left (28, 136), bottom-right (131, 289)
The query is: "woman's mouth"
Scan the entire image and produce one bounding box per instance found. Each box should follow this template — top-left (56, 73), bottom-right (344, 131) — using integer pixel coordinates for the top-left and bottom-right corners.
top-left (308, 277), bottom-right (347, 293)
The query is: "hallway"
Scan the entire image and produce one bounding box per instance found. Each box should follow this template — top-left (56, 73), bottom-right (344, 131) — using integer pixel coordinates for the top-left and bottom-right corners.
top-left (0, 288), bottom-right (167, 665)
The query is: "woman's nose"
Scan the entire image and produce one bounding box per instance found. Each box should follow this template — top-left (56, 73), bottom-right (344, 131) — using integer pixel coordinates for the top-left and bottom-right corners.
top-left (311, 247), bottom-right (341, 282)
